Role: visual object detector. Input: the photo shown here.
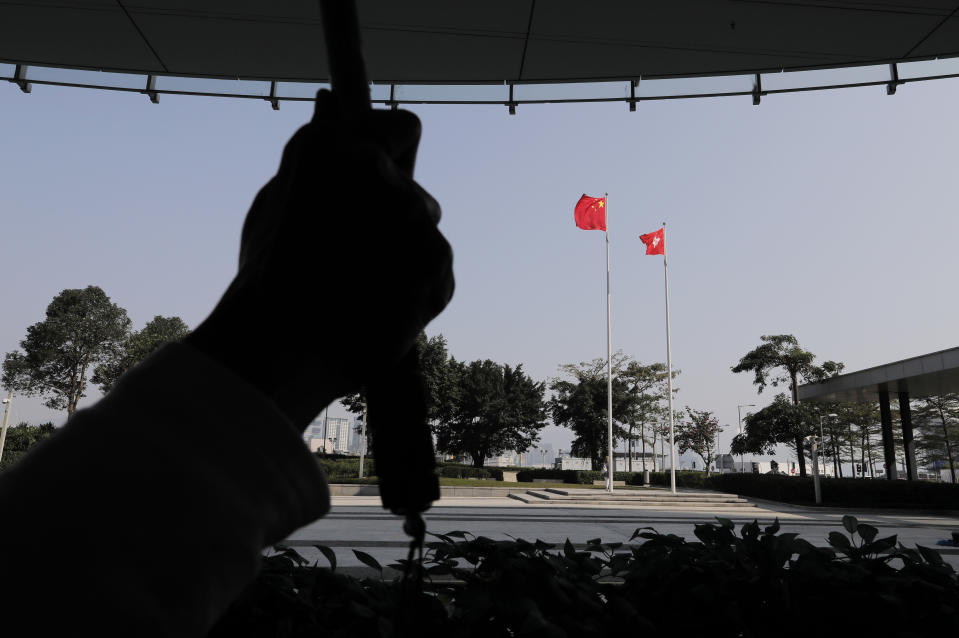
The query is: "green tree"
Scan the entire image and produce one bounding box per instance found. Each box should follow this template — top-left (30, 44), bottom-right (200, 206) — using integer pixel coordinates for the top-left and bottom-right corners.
top-left (829, 402), bottom-right (876, 478)
top-left (0, 422), bottom-right (56, 472)
top-left (912, 393), bottom-right (959, 483)
top-left (92, 315), bottom-right (190, 393)
top-left (653, 421), bottom-right (674, 470)
top-left (549, 354), bottom-right (632, 470)
top-left (675, 408), bottom-right (722, 476)
top-left (340, 332), bottom-right (455, 451)
top-left (3, 286), bottom-right (131, 419)
top-left (855, 404), bottom-right (882, 478)
top-left (731, 334), bottom-right (843, 476)
top-left (619, 361), bottom-right (677, 471)
top-left (732, 393), bottom-right (821, 476)
top-left (434, 359), bottom-right (547, 467)
top-left (416, 333), bottom-right (459, 425)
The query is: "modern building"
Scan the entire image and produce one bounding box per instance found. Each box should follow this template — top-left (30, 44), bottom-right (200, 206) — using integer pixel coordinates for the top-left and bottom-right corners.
top-left (302, 416), bottom-right (326, 449)
top-left (799, 346), bottom-right (959, 481)
top-left (325, 417), bottom-right (351, 454)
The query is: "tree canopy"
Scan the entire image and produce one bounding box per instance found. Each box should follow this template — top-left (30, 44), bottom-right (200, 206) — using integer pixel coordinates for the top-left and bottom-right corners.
top-left (548, 354), bottom-right (634, 469)
top-left (3, 286), bottom-right (131, 418)
top-left (618, 360), bottom-right (677, 471)
top-left (340, 332), bottom-right (454, 454)
top-left (0, 421), bottom-right (56, 472)
top-left (675, 408), bottom-right (722, 475)
top-left (731, 334), bottom-right (843, 404)
top-left (731, 335), bottom-right (844, 477)
top-left (93, 315), bottom-right (190, 393)
top-left (435, 359), bottom-right (547, 467)
top-left (732, 393), bottom-right (824, 476)
top-left (913, 393), bottom-right (959, 484)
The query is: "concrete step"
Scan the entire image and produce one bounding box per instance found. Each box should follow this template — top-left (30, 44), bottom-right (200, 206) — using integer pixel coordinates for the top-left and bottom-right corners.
top-left (538, 488), bottom-right (750, 503)
top-left (509, 490), bottom-right (755, 507)
top-left (508, 494), bottom-right (755, 507)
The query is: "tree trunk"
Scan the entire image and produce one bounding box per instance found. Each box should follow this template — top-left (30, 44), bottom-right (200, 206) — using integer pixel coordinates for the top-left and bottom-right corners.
top-left (68, 354), bottom-right (91, 421)
top-left (628, 424), bottom-right (634, 472)
top-left (859, 428), bottom-right (869, 478)
top-left (867, 438), bottom-right (875, 478)
top-left (834, 440), bottom-right (842, 477)
top-left (940, 405), bottom-right (957, 484)
top-left (471, 452), bottom-right (485, 468)
top-left (640, 422), bottom-right (647, 472)
top-left (789, 374), bottom-right (808, 476)
top-left (794, 435), bottom-right (807, 477)
top-left (849, 424), bottom-right (856, 478)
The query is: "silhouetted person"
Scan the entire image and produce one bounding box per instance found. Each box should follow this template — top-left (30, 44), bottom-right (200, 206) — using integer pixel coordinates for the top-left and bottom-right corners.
top-left (0, 91), bottom-right (453, 637)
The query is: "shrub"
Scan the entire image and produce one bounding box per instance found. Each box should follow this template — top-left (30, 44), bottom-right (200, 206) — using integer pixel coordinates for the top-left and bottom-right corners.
top-left (211, 515), bottom-right (959, 637)
top-left (435, 464), bottom-right (504, 480)
top-left (648, 470), bottom-right (710, 488)
top-left (624, 472), bottom-right (646, 486)
top-left (317, 459), bottom-right (514, 482)
top-left (516, 469), bottom-right (588, 483)
top-left (709, 473), bottom-right (959, 509)
top-left (316, 456), bottom-right (376, 480)
top-left (515, 469), bottom-right (642, 485)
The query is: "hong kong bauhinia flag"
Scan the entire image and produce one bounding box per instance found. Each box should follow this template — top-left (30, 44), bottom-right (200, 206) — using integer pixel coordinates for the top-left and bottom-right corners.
top-left (640, 228), bottom-right (665, 255)
top-left (574, 195), bottom-right (607, 231)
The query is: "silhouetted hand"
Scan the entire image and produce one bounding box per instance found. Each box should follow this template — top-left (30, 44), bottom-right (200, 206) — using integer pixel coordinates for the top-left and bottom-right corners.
top-left (188, 91), bottom-right (453, 429)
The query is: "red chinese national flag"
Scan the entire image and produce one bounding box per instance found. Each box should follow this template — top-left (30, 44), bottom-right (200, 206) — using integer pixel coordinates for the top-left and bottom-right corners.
top-left (574, 195), bottom-right (607, 231)
top-left (640, 228), bottom-right (665, 255)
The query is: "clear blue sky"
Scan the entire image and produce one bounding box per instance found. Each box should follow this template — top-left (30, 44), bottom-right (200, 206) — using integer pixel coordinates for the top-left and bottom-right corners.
top-left (3, 76), bottom-right (958, 463)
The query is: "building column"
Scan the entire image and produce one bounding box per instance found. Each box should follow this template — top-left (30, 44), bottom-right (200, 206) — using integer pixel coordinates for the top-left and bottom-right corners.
top-left (899, 392), bottom-right (917, 481)
top-left (879, 389), bottom-right (898, 480)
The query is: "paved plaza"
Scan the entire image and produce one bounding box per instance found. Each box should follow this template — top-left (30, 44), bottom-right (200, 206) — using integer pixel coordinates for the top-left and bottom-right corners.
top-left (282, 487), bottom-right (959, 574)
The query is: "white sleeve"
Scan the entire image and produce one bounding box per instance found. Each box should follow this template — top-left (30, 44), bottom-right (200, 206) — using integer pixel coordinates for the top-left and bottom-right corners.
top-left (0, 342), bottom-right (330, 637)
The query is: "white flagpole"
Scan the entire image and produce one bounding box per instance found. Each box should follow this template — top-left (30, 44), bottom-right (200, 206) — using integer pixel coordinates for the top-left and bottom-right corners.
top-left (605, 193), bottom-right (614, 493)
top-left (662, 221), bottom-right (677, 494)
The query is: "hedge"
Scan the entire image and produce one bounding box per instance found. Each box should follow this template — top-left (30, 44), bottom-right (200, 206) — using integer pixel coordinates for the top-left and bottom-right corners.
top-left (316, 458), bottom-right (506, 481)
top-left (516, 468), bottom-right (645, 485)
top-left (647, 470), bottom-right (711, 489)
top-left (435, 464), bottom-right (504, 480)
top-left (710, 473), bottom-right (959, 509)
top-left (316, 456), bottom-right (376, 480)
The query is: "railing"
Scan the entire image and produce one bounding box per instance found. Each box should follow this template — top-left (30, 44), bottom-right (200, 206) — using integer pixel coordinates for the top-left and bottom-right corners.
top-left (4, 56), bottom-right (959, 110)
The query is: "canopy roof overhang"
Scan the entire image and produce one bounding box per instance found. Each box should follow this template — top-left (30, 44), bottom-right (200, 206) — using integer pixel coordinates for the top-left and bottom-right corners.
top-left (798, 346), bottom-right (959, 403)
top-left (4, 2), bottom-right (959, 106)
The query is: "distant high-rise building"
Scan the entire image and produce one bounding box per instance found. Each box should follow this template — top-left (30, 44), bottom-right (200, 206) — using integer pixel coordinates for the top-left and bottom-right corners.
top-left (302, 416), bottom-right (326, 448)
top-left (325, 417), bottom-right (350, 453)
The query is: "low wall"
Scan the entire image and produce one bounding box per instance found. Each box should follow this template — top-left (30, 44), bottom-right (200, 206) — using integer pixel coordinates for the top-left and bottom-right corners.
top-left (329, 484), bottom-right (533, 497)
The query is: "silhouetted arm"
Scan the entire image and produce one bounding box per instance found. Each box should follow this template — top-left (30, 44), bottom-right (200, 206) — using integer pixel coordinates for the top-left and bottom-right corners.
top-left (0, 91), bottom-right (452, 637)
top-left (0, 342), bottom-right (329, 636)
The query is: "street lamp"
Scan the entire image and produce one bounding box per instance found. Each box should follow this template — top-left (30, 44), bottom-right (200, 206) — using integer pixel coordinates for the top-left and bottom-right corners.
top-left (737, 404), bottom-right (755, 474)
top-left (0, 392), bottom-right (13, 465)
